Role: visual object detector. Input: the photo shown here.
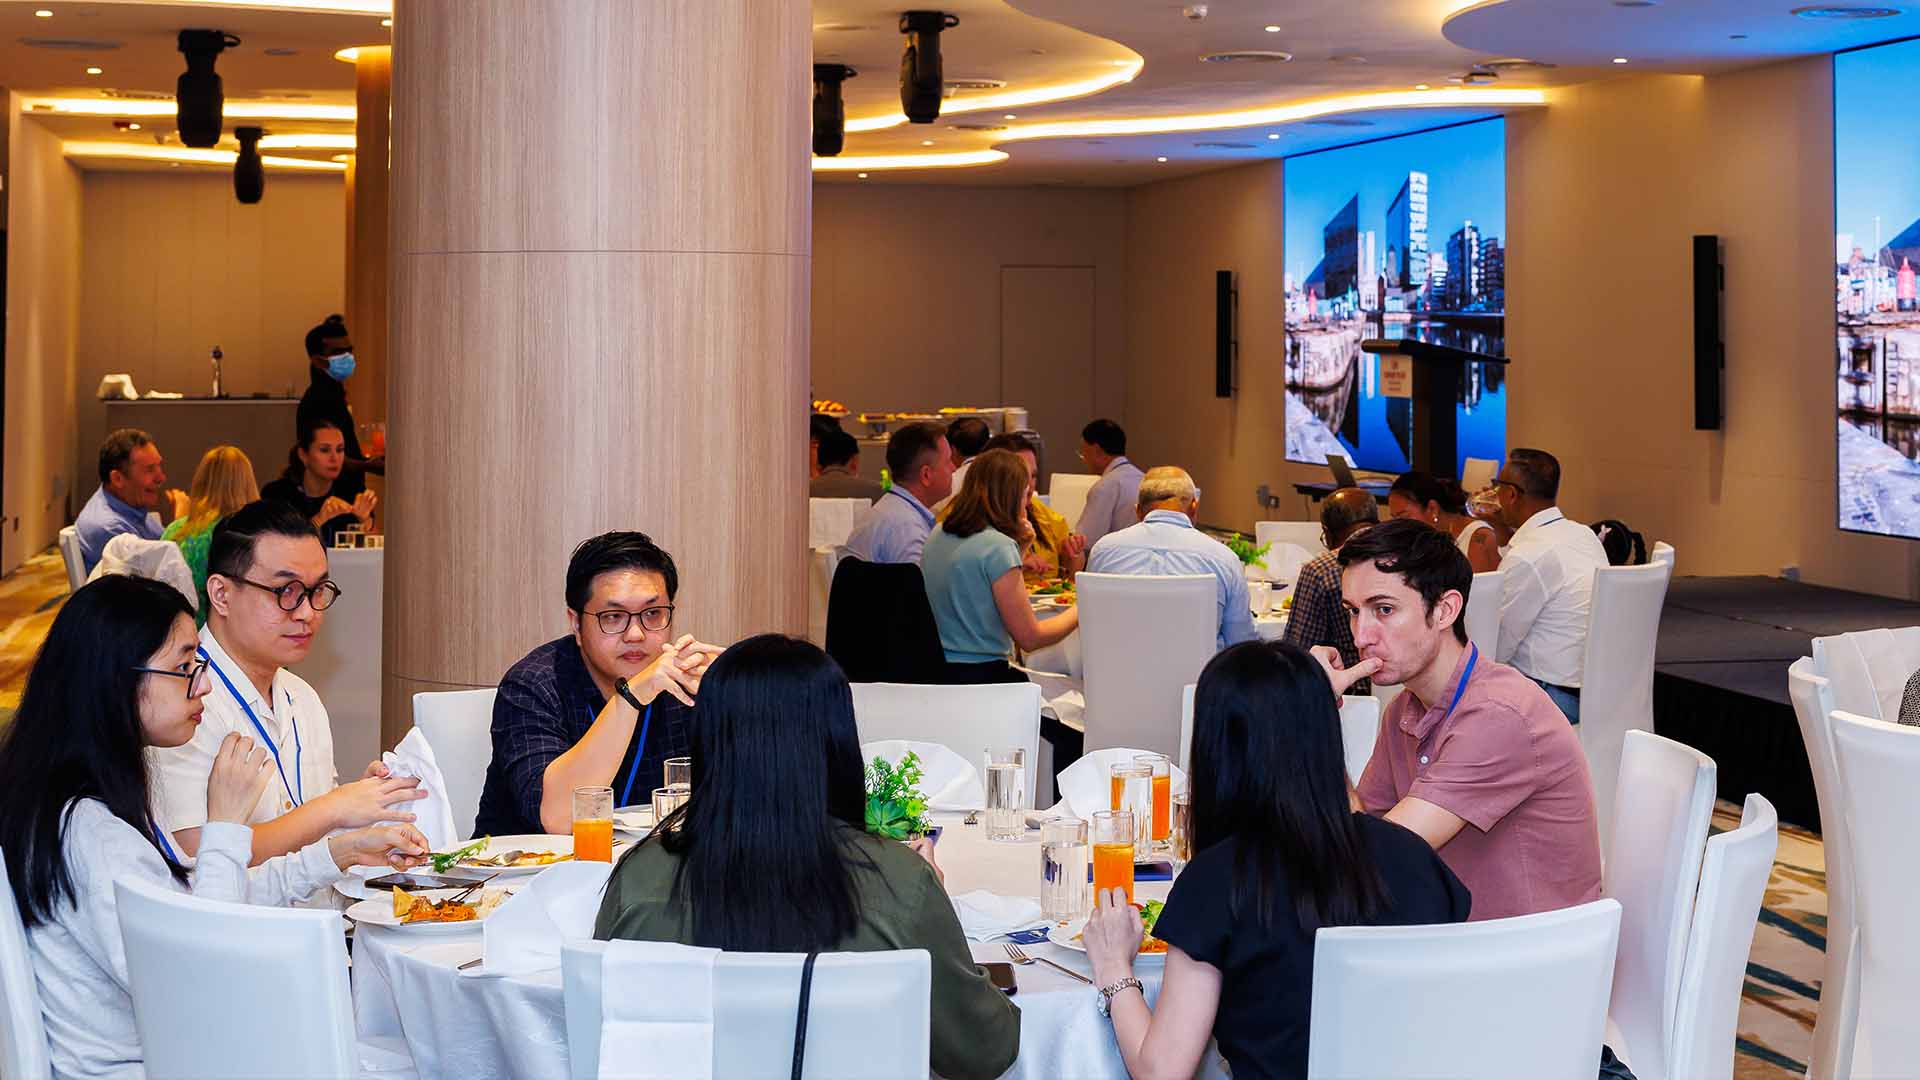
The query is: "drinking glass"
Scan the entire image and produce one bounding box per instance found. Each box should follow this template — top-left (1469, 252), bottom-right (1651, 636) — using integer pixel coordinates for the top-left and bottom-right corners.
top-left (983, 747), bottom-right (1027, 842)
top-left (1135, 753), bottom-right (1172, 845)
top-left (662, 756), bottom-right (692, 793)
top-left (1110, 762), bottom-right (1153, 859)
top-left (1467, 485), bottom-right (1503, 519)
top-left (651, 785), bottom-right (689, 830)
top-left (1091, 811), bottom-right (1136, 905)
top-left (332, 532), bottom-right (357, 550)
top-left (572, 786), bottom-right (614, 863)
top-left (1170, 791), bottom-right (1193, 869)
top-left (1039, 818), bottom-right (1090, 923)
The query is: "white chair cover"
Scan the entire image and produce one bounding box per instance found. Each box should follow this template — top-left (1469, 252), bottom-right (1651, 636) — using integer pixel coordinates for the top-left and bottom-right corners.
top-left (1668, 793), bottom-right (1778, 1080)
top-left (1338, 695), bottom-right (1381, 784)
top-left (1046, 473), bottom-right (1099, 532)
top-left (1787, 657), bottom-right (1858, 1080)
top-left (806, 546), bottom-right (844, 647)
top-left (851, 682), bottom-right (1041, 809)
top-left (808, 498), bottom-right (870, 549)
top-left (1076, 573), bottom-right (1216, 763)
top-left (86, 534), bottom-right (197, 610)
top-left (1649, 541), bottom-right (1675, 568)
top-left (412, 688), bottom-right (498, 837)
top-left (1812, 626), bottom-right (1920, 723)
top-left (860, 739), bottom-right (985, 811)
top-left (1603, 730), bottom-right (1715, 1080)
top-left (1253, 521), bottom-right (1326, 586)
top-left (1307, 899), bottom-right (1622, 1080)
top-left (1464, 569), bottom-right (1502, 659)
top-left (1460, 457), bottom-right (1500, 493)
top-left (563, 940), bottom-right (931, 1080)
top-left (1831, 710), bottom-right (1920, 1077)
top-left (1579, 559), bottom-right (1673, 851)
top-left (1177, 683), bottom-right (1195, 774)
top-left (114, 877), bottom-right (358, 1080)
top-left (0, 847), bottom-right (51, 1080)
top-left (56, 525), bottom-right (87, 594)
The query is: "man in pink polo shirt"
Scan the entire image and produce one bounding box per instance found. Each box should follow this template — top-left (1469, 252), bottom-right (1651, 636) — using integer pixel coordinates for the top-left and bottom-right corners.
top-left (1326, 517), bottom-right (1603, 922)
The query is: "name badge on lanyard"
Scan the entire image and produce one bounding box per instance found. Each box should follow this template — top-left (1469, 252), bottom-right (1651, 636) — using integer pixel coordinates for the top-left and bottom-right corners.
top-left (200, 647), bottom-right (304, 811)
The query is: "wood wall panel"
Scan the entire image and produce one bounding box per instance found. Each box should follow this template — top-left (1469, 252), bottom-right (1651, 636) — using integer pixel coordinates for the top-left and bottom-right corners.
top-left (350, 47), bottom-right (392, 425)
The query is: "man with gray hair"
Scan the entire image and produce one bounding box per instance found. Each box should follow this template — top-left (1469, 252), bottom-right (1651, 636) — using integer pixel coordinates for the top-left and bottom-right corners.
top-left (1282, 487), bottom-right (1381, 692)
top-left (1085, 466), bottom-right (1257, 650)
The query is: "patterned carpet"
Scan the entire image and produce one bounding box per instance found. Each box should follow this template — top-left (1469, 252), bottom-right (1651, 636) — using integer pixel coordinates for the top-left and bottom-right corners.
top-left (0, 550), bottom-right (1825, 1076)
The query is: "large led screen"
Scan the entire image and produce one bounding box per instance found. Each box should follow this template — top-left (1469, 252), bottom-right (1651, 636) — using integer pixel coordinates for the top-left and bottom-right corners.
top-left (1836, 37), bottom-right (1920, 537)
top-left (1284, 118), bottom-right (1508, 477)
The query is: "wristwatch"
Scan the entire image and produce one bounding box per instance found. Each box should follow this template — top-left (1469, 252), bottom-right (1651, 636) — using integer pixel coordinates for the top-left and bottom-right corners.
top-left (613, 676), bottom-right (647, 712)
top-left (1096, 976), bottom-right (1143, 1018)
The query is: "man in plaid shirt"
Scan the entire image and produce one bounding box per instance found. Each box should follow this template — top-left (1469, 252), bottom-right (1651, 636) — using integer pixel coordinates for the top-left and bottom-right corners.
top-left (1282, 487), bottom-right (1380, 694)
top-left (473, 532), bottom-right (723, 836)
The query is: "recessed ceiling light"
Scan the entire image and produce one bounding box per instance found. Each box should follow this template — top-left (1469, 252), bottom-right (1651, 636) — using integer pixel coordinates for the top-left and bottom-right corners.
top-left (1267, 132), bottom-right (1280, 139)
top-left (1414, 83), bottom-right (1430, 90)
top-left (1612, 57), bottom-right (1630, 64)
top-left (920, 139), bottom-right (933, 146)
top-left (169, 162), bottom-right (180, 168)
top-left (1264, 24), bottom-right (1281, 32)
top-left (1156, 156), bottom-right (1168, 162)
top-left (1792, 5), bottom-right (1902, 17)
top-left (1003, 113), bottom-right (1016, 119)
top-left (381, 17), bottom-right (392, 26)
top-left (34, 9), bottom-right (53, 17)
top-left (127, 122), bottom-right (139, 130)
top-left (85, 66), bottom-right (102, 74)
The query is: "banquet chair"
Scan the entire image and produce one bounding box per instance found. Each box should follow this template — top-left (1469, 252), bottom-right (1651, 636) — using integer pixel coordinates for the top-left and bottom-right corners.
top-left (562, 940), bottom-right (931, 1080)
top-left (806, 546), bottom-right (844, 647)
top-left (851, 682), bottom-right (1041, 808)
top-left (1787, 658), bottom-right (1859, 1080)
top-left (114, 878), bottom-right (364, 1080)
top-left (1830, 710), bottom-right (1920, 1077)
top-left (1177, 683), bottom-right (1195, 773)
top-left (1811, 626), bottom-right (1920, 723)
top-left (1075, 573), bottom-right (1215, 763)
top-left (1307, 899), bottom-right (1621, 1080)
top-left (825, 558), bottom-right (946, 685)
top-left (1464, 569), bottom-right (1502, 658)
top-left (1253, 521), bottom-right (1325, 586)
top-left (413, 688), bottom-right (497, 836)
top-left (1338, 695), bottom-right (1381, 784)
top-left (56, 526), bottom-right (86, 594)
top-left (1602, 730), bottom-right (1716, 1080)
top-left (1460, 456), bottom-right (1500, 493)
top-left (1649, 540), bottom-right (1675, 568)
top-left (0, 848), bottom-right (51, 1080)
top-left (1046, 472), bottom-right (1099, 530)
top-left (1579, 559), bottom-right (1673, 851)
top-left (807, 497), bottom-right (869, 549)
top-left (1667, 793), bottom-right (1778, 1080)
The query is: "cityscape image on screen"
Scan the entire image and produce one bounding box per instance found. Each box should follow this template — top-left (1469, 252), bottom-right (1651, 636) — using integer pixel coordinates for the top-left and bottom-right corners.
top-left (1283, 118), bottom-right (1508, 476)
top-left (1836, 37), bottom-right (1920, 538)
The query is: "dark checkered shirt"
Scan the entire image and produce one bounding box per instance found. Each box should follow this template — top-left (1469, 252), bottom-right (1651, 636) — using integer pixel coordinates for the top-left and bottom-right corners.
top-left (1281, 549), bottom-right (1371, 694)
top-left (472, 635), bottom-right (693, 836)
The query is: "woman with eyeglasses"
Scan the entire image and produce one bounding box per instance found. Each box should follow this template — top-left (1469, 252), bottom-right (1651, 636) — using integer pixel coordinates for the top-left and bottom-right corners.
top-left (0, 574), bottom-right (429, 1079)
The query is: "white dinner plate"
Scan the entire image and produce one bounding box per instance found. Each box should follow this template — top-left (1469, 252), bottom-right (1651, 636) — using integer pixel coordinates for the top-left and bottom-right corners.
top-left (439, 834), bottom-right (577, 876)
top-left (1046, 918), bottom-right (1168, 965)
top-left (345, 887), bottom-right (507, 934)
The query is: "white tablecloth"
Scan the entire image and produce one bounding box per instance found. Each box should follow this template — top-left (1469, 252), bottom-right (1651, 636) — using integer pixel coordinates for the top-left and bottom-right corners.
top-left (352, 814), bottom-right (1187, 1080)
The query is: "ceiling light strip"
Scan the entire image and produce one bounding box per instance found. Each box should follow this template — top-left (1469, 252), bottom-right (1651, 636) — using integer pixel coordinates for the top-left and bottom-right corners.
top-left (811, 149), bottom-right (1007, 171)
top-left (20, 95), bottom-right (358, 122)
top-left (998, 87), bottom-right (1544, 143)
top-left (61, 141), bottom-right (349, 171)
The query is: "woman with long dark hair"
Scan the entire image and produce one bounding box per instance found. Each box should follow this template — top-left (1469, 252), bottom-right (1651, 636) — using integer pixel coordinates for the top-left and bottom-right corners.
top-left (1081, 641), bottom-right (1470, 1079)
top-left (259, 415), bottom-right (376, 546)
top-left (0, 575), bottom-right (428, 1079)
top-left (594, 634), bottom-right (1019, 1080)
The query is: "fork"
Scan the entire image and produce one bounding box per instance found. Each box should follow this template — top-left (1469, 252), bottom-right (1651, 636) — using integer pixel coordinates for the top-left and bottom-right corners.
top-left (1003, 942), bottom-right (1091, 984)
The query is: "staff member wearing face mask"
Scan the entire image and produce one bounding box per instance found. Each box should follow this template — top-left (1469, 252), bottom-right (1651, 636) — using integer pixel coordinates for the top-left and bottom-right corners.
top-left (296, 313), bottom-right (382, 490)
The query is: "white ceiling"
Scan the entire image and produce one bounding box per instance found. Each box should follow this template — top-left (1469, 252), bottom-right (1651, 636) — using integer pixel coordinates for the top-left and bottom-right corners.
top-left (4, 0), bottom-right (1913, 185)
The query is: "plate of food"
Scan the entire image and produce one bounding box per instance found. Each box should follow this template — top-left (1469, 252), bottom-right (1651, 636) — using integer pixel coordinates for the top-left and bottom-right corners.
top-left (428, 835), bottom-right (576, 877)
top-left (346, 885), bottom-right (510, 934)
top-left (1047, 900), bottom-right (1170, 964)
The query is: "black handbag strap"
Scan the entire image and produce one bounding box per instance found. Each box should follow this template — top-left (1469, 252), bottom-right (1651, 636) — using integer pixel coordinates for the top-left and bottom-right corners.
top-left (790, 951), bottom-right (821, 1080)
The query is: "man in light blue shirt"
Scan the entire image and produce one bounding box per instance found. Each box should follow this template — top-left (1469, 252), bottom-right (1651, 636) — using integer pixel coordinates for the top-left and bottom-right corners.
top-left (842, 421), bottom-right (954, 565)
top-left (1074, 419), bottom-right (1146, 547)
top-left (1086, 465), bottom-right (1258, 650)
top-left (74, 428), bottom-right (182, 574)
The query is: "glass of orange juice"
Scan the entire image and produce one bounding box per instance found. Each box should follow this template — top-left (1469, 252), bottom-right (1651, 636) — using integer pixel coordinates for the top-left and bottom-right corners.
top-left (1135, 753), bottom-right (1171, 845)
top-left (1091, 810), bottom-right (1136, 905)
top-left (572, 786), bottom-right (614, 862)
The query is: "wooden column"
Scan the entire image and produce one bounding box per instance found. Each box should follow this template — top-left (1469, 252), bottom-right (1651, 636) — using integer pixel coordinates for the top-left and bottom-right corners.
top-left (382, 0), bottom-right (810, 746)
top-left (348, 45), bottom-right (391, 426)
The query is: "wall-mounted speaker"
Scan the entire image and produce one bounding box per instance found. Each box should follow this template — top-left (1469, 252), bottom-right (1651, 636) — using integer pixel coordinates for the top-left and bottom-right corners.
top-left (1693, 234), bottom-right (1724, 430)
top-left (1216, 269), bottom-right (1235, 398)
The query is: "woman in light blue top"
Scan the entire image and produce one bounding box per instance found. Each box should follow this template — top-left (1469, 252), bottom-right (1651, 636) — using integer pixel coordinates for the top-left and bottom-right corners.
top-left (921, 449), bottom-right (1079, 683)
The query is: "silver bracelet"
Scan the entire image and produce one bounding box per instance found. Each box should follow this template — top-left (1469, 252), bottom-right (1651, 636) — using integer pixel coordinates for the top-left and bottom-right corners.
top-left (1096, 976), bottom-right (1143, 1018)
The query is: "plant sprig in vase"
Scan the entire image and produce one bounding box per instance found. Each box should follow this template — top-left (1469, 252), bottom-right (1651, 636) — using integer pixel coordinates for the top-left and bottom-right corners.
top-left (865, 751), bottom-right (933, 840)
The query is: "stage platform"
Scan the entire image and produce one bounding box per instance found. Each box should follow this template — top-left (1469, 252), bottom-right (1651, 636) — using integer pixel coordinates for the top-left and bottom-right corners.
top-left (1654, 575), bottom-right (1920, 831)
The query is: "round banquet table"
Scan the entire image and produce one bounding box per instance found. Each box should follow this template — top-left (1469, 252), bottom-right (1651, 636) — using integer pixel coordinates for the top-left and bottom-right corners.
top-left (353, 813), bottom-right (1210, 1080)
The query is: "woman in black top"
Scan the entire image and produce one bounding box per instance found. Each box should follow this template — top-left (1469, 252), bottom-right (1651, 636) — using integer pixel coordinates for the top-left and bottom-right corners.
top-left (1082, 641), bottom-right (1470, 1080)
top-left (260, 416), bottom-right (376, 547)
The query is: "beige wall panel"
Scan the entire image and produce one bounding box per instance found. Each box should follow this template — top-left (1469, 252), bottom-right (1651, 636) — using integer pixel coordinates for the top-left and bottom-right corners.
top-left (392, 0), bottom-right (808, 257)
top-left (350, 47), bottom-right (391, 425)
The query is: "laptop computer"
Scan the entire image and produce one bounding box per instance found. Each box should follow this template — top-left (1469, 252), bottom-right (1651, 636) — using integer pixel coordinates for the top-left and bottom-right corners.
top-left (1326, 454), bottom-right (1359, 489)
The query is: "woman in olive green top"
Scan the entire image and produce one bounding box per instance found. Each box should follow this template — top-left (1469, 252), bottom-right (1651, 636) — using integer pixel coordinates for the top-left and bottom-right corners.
top-left (594, 634), bottom-right (1019, 1080)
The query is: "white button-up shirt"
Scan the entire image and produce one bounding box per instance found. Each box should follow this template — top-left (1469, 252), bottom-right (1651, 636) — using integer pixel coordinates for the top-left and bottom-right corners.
top-left (842, 486), bottom-right (938, 565)
top-left (1075, 456), bottom-right (1146, 547)
top-left (149, 624), bottom-right (339, 831)
top-left (1495, 506), bottom-right (1611, 688)
top-left (1086, 508), bottom-right (1259, 650)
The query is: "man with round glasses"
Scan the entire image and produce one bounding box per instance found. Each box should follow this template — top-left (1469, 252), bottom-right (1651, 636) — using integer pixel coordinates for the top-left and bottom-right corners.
top-left (152, 499), bottom-right (426, 865)
top-left (474, 531), bottom-right (722, 836)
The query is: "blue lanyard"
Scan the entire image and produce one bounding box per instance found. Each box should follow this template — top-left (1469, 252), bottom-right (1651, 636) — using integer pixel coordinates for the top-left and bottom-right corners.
top-left (596, 701), bottom-right (655, 806)
top-left (1444, 644), bottom-right (1480, 722)
top-left (200, 647), bottom-right (303, 807)
top-left (150, 821), bottom-right (179, 865)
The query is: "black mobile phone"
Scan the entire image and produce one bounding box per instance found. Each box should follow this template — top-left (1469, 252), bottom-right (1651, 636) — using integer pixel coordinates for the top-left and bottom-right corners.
top-left (982, 961), bottom-right (1017, 995)
top-left (364, 872), bottom-right (477, 891)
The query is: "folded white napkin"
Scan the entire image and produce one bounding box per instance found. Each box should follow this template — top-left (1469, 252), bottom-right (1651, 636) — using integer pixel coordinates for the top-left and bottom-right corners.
top-left (1050, 747), bottom-right (1189, 821)
top-left (469, 860), bottom-right (613, 977)
top-left (951, 890), bottom-right (1046, 941)
top-left (599, 940), bottom-right (720, 1079)
top-left (861, 739), bottom-right (984, 811)
top-left (382, 727), bottom-right (458, 850)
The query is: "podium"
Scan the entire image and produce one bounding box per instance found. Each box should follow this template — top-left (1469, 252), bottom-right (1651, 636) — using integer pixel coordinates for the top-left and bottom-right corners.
top-left (1360, 336), bottom-right (1511, 478)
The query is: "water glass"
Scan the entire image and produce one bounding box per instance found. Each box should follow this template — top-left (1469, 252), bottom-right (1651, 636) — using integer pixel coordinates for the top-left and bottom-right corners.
top-left (651, 785), bottom-right (689, 830)
top-left (572, 786), bottom-right (613, 863)
top-left (1135, 753), bottom-right (1172, 845)
top-left (1039, 818), bottom-right (1090, 923)
top-left (1171, 792), bottom-right (1193, 868)
top-left (983, 747), bottom-right (1027, 842)
top-left (662, 756), bottom-right (692, 793)
top-left (1091, 810), bottom-right (1136, 905)
top-left (1110, 762), bottom-right (1153, 859)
